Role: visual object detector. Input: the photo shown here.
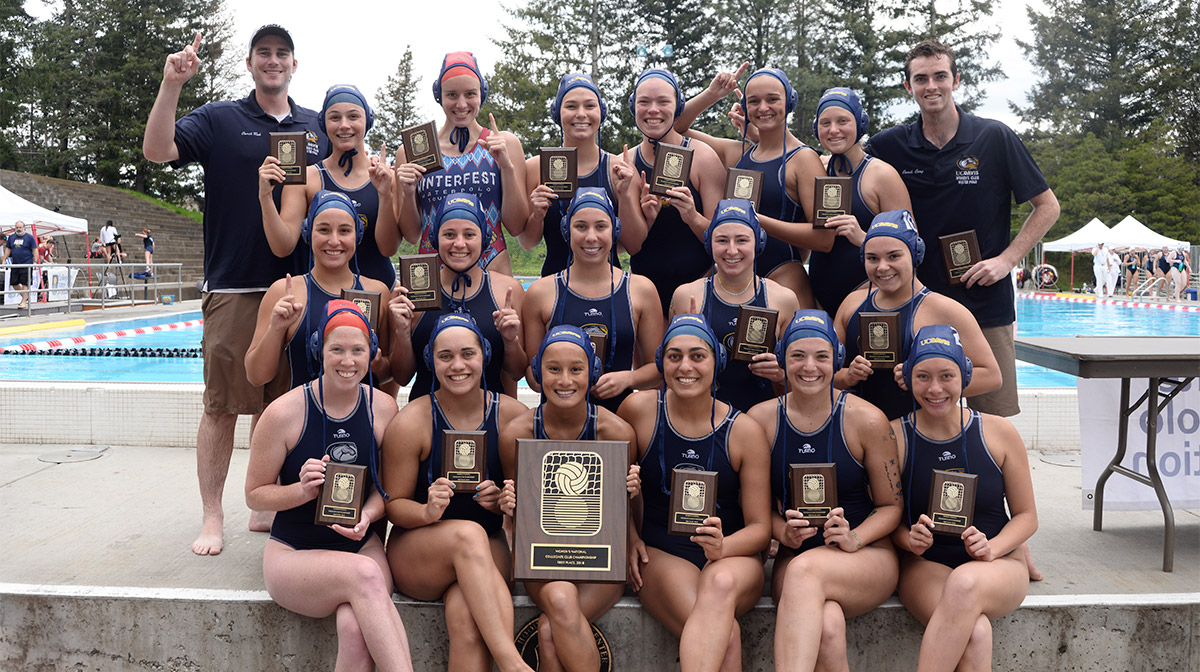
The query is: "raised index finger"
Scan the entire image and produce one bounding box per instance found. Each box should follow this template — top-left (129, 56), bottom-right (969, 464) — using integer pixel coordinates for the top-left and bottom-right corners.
top-left (623, 143), bottom-right (630, 165)
top-left (734, 61), bottom-right (750, 81)
top-left (191, 32), bottom-right (202, 52)
top-left (489, 113), bottom-right (500, 134)
top-left (504, 286), bottom-right (513, 309)
top-left (284, 273), bottom-right (293, 295)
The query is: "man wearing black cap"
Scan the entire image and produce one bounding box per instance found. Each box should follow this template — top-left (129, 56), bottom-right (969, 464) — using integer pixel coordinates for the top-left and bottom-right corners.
top-left (143, 25), bottom-right (328, 556)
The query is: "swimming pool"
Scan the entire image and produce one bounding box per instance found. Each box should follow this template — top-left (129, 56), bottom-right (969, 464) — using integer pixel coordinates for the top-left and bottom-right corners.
top-left (2, 299), bottom-right (1196, 385)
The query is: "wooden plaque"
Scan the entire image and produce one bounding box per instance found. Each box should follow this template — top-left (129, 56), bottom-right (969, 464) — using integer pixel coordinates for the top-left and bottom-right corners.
top-left (732, 304), bottom-right (778, 362)
top-left (789, 462), bottom-right (837, 527)
top-left (588, 332), bottom-right (608, 374)
top-left (724, 168), bottom-right (764, 210)
top-left (858, 311), bottom-right (901, 370)
top-left (928, 469), bottom-right (977, 536)
top-left (270, 132), bottom-right (307, 185)
top-left (400, 120), bottom-right (444, 174)
top-left (813, 176), bottom-right (852, 228)
top-left (939, 230), bottom-right (982, 286)
top-left (512, 439), bottom-right (629, 583)
top-left (668, 468), bottom-right (718, 536)
top-left (540, 147), bottom-right (579, 195)
top-left (314, 463), bottom-right (367, 526)
top-left (649, 143), bottom-right (694, 196)
top-left (441, 430), bottom-right (488, 491)
top-left (399, 254), bottom-right (442, 311)
top-left (340, 288), bottom-right (382, 334)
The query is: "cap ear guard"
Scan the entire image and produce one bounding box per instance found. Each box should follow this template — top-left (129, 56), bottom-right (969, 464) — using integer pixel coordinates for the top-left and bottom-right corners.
top-left (531, 325), bottom-right (602, 388)
top-left (739, 68), bottom-right (798, 118)
top-left (903, 324), bottom-right (973, 391)
top-left (774, 310), bottom-right (844, 369)
top-left (432, 52), bottom-right (489, 105)
top-left (550, 73), bottom-right (608, 126)
top-left (628, 68), bottom-right (684, 120)
top-left (308, 303), bottom-right (379, 366)
top-left (422, 313), bottom-right (493, 372)
top-left (655, 314), bottom-right (728, 376)
top-left (705, 199), bottom-right (766, 259)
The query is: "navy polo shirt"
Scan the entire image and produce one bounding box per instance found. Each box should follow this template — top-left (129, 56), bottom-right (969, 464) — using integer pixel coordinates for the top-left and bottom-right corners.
top-left (171, 92), bottom-right (327, 291)
top-left (867, 107), bottom-right (1048, 327)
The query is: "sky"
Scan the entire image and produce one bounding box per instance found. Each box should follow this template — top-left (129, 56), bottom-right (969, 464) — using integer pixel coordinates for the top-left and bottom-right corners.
top-left (26, 0), bottom-right (1043, 131)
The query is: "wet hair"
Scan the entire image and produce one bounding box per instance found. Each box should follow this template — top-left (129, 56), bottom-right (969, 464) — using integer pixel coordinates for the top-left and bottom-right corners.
top-left (904, 39), bottom-right (958, 82)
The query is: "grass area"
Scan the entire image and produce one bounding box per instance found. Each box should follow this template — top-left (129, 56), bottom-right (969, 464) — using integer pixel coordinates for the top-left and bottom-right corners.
top-left (118, 188), bottom-right (202, 224)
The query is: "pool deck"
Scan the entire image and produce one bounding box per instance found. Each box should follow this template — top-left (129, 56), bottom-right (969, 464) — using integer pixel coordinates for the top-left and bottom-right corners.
top-left (2, 299), bottom-right (1198, 670)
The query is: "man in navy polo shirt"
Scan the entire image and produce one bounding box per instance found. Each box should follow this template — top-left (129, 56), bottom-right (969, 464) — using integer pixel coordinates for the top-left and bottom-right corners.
top-left (2, 221), bottom-right (39, 309)
top-left (143, 25), bottom-right (327, 556)
top-left (867, 39), bottom-right (1059, 417)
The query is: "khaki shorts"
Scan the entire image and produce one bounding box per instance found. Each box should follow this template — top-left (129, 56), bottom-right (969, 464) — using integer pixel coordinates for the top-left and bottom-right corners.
top-left (966, 323), bottom-right (1020, 417)
top-left (201, 292), bottom-right (288, 415)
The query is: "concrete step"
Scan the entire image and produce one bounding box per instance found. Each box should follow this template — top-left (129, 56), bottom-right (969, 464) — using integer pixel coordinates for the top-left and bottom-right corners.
top-left (1, 585), bottom-right (1193, 671)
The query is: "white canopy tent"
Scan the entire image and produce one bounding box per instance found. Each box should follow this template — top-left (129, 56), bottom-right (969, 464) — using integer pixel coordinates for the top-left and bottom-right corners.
top-left (1105, 215), bottom-right (1190, 250)
top-left (1042, 218), bottom-right (1112, 251)
top-left (0, 183), bottom-right (88, 237)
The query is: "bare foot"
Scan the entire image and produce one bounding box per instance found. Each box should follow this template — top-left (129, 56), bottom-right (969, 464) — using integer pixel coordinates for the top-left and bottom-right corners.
top-left (248, 510), bottom-right (275, 532)
top-left (1022, 542), bottom-right (1043, 581)
top-left (192, 516), bottom-right (224, 555)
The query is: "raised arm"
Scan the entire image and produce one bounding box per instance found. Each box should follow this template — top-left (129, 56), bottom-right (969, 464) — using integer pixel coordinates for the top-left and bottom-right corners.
top-left (143, 33), bottom-right (202, 163)
top-left (486, 115), bottom-right (530, 237)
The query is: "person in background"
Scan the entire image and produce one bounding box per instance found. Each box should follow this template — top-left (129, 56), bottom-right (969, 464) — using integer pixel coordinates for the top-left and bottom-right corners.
top-left (135, 228), bottom-right (154, 274)
top-left (1091, 242), bottom-right (1114, 298)
top-left (2, 221), bottom-right (39, 309)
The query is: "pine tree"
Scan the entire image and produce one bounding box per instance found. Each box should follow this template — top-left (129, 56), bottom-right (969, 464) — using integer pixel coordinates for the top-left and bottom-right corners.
top-left (902, 0), bottom-right (1003, 114)
top-left (368, 46), bottom-right (421, 150)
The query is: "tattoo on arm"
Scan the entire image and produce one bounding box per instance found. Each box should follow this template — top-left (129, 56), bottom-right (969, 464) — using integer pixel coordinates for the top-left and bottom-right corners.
top-left (885, 459), bottom-right (902, 503)
top-left (888, 428), bottom-right (896, 441)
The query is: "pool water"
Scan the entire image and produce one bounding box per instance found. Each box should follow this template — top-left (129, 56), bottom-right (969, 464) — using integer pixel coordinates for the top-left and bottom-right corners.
top-left (1, 300), bottom-right (1196, 385)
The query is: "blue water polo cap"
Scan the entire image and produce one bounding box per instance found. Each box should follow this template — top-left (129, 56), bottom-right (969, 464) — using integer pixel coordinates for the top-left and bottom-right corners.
top-left (320, 84), bottom-right (374, 135)
top-left (705, 199), bottom-right (766, 257)
top-left (628, 68), bottom-right (684, 119)
top-left (431, 192), bottom-right (492, 253)
top-left (860, 209), bottom-right (925, 266)
top-left (303, 190), bottom-right (362, 244)
top-left (551, 73), bottom-right (608, 125)
top-left (561, 187), bottom-right (621, 244)
top-left (776, 309), bottom-right (844, 369)
top-left (741, 68), bottom-right (797, 115)
top-left (904, 324), bottom-right (973, 390)
top-left (423, 312), bottom-right (492, 372)
top-left (656, 313), bottom-right (727, 374)
top-left (812, 87), bottom-right (869, 143)
top-left (532, 324), bottom-right (601, 387)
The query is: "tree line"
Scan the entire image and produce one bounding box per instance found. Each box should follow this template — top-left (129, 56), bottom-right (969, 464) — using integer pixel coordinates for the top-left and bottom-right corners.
top-left (0, 0), bottom-right (1195, 245)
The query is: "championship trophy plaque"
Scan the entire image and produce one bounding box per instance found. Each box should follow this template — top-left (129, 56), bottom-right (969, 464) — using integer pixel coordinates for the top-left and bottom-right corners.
top-left (441, 430), bottom-right (488, 491)
top-left (813, 176), bottom-right (852, 228)
top-left (649, 143), bottom-right (694, 196)
top-left (858, 312), bottom-right (901, 370)
top-left (588, 332), bottom-right (608, 374)
top-left (789, 463), bottom-right (837, 527)
top-left (724, 168), bottom-right (764, 210)
top-left (928, 469), bottom-right (977, 536)
top-left (270, 132), bottom-right (307, 185)
top-left (540, 147), bottom-right (579, 195)
top-left (668, 468), bottom-right (718, 536)
top-left (340, 289), bottom-right (383, 334)
top-left (732, 305), bottom-right (778, 362)
top-left (939, 230), bottom-right (981, 286)
top-left (315, 463), bottom-right (367, 526)
top-left (400, 120), bottom-right (444, 174)
top-left (399, 254), bottom-right (442, 311)
top-left (512, 439), bottom-right (628, 583)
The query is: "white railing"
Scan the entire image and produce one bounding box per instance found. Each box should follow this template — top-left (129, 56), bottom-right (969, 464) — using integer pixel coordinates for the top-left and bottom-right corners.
top-left (1, 262), bottom-right (186, 316)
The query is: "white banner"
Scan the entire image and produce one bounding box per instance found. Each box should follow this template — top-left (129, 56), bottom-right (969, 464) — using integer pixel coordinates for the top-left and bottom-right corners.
top-left (46, 265), bottom-right (69, 302)
top-left (1079, 378), bottom-right (1200, 510)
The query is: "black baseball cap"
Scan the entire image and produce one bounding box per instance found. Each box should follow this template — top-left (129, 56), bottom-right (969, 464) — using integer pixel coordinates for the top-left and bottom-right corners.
top-left (250, 24), bottom-right (294, 52)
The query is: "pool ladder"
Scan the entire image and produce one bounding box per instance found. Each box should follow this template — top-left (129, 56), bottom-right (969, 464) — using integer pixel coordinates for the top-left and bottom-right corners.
top-left (1132, 276), bottom-right (1168, 298)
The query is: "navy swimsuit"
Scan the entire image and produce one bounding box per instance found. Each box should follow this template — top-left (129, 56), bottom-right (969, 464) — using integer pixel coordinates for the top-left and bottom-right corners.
top-left (703, 277), bottom-right (775, 412)
top-left (413, 391), bottom-right (504, 536)
top-left (638, 391), bottom-right (744, 569)
top-left (809, 156), bottom-right (875, 313)
top-left (410, 272), bottom-right (508, 401)
top-left (843, 287), bottom-right (931, 420)
top-left (549, 271), bottom-right (637, 412)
